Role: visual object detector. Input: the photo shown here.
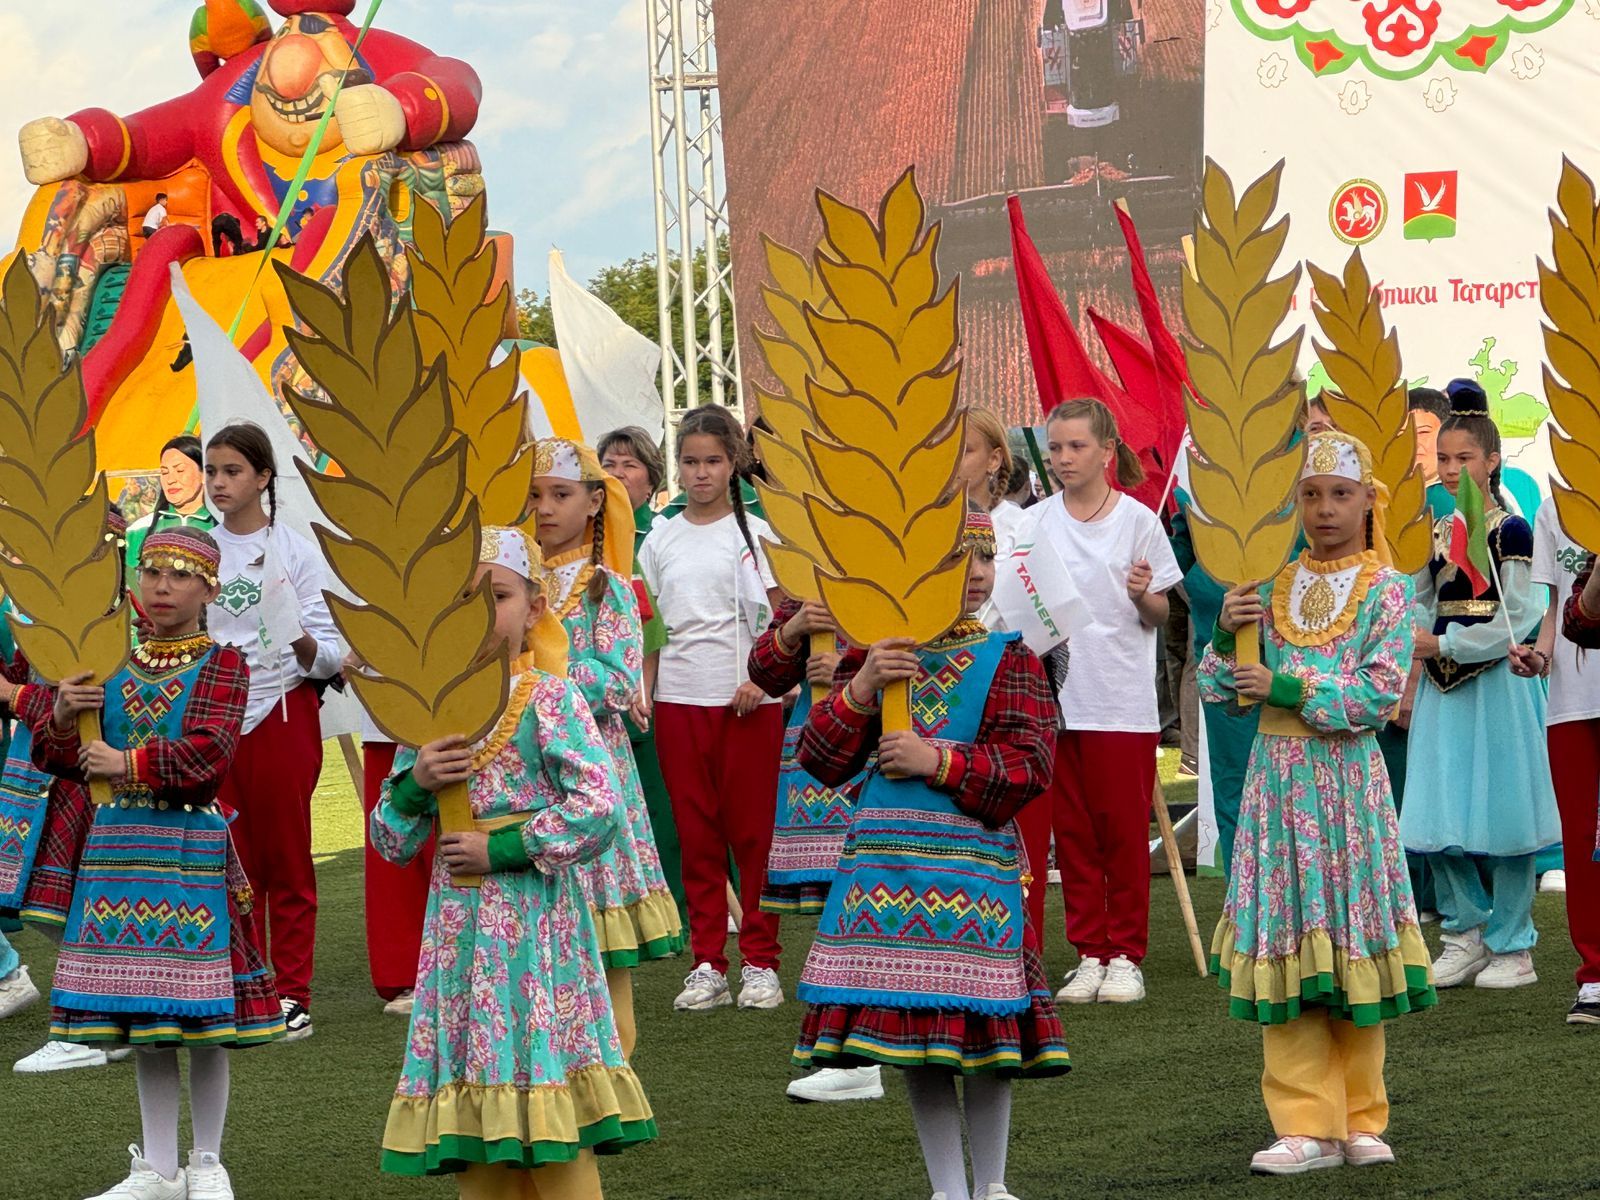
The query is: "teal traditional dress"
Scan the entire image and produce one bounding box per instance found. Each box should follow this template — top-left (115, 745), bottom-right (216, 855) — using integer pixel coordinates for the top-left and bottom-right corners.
top-left (792, 622), bottom-right (1069, 1077)
top-left (545, 553), bottom-right (683, 966)
top-left (24, 634), bottom-right (284, 1046)
top-left (372, 669), bottom-right (656, 1176)
top-left (1200, 551), bottom-right (1436, 1025)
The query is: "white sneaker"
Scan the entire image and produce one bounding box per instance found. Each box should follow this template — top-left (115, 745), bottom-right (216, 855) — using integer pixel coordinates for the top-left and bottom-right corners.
top-left (737, 964), bottom-right (784, 1009)
top-left (85, 1144), bottom-right (187, 1199)
top-left (1539, 869), bottom-right (1567, 894)
top-left (1249, 1135), bottom-right (1344, 1175)
top-left (184, 1150), bottom-right (232, 1200)
top-left (381, 990), bottom-right (414, 1018)
top-left (1568, 982), bottom-right (1600, 1025)
top-left (1475, 950), bottom-right (1538, 990)
top-left (1098, 955), bottom-right (1146, 1003)
top-left (975, 1185), bottom-right (1023, 1200)
top-left (1431, 927), bottom-right (1491, 988)
top-left (673, 962), bottom-right (732, 1011)
top-left (14, 1039), bottom-right (131, 1074)
top-left (1417, 909), bottom-right (1439, 925)
top-left (1055, 957), bottom-right (1104, 1004)
top-left (786, 1065), bottom-right (884, 1102)
top-left (0, 965), bottom-right (40, 1019)
top-left (278, 997), bottom-right (313, 1042)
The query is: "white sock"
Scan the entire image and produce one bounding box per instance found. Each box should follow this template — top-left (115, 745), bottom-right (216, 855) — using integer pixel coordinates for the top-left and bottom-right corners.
top-left (188, 1047), bottom-right (230, 1157)
top-left (963, 1074), bottom-right (1013, 1196)
top-left (903, 1067), bottom-right (971, 1200)
top-left (134, 1049), bottom-right (181, 1180)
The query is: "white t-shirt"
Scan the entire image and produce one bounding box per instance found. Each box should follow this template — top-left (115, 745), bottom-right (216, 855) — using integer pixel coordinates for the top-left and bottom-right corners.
top-left (638, 510), bottom-right (778, 707)
top-left (990, 500), bottom-right (1027, 558)
top-left (1532, 502), bottom-right (1600, 724)
top-left (208, 523), bottom-right (342, 734)
top-left (143, 201), bottom-right (168, 231)
top-left (1022, 492), bottom-right (1183, 732)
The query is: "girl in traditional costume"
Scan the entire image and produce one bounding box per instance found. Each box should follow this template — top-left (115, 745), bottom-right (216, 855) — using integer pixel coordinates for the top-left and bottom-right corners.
top-left (527, 437), bottom-right (683, 1059)
top-left (638, 404), bottom-right (786, 1013)
top-left (793, 510), bottom-right (1068, 1200)
top-left (372, 526), bottom-right (654, 1199)
top-left (1401, 389), bottom-right (1560, 990)
top-left (1204, 431), bottom-right (1434, 1175)
top-left (25, 527), bottom-right (283, 1200)
top-left (204, 422), bottom-right (341, 1040)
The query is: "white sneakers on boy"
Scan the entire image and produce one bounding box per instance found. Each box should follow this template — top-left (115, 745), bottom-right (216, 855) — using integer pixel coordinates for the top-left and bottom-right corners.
top-left (1098, 956), bottom-right (1146, 1003)
top-left (786, 1065), bottom-right (884, 1102)
top-left (1475, 950), bottom-right (1537, 989)
top-left (84, 1145), bottom-right (187, 1200)
top-left (184, 1150), bottom-right (234, 1200)
top-left (0, 964), bottom-right (40, 1019)
top-left (14, 1039), bottom-right (131, 1073)
top-left (1055, 957), bottom-right (1105, 1004)
top-left (1431, 927), bottom-right (1491, 987)
top-left (1249, 1135), bottom-right (1344, 1175)
top-left (737, 965), bottom-right (784, 1009)
top-left (674, 963), bottom-right (732, 1011)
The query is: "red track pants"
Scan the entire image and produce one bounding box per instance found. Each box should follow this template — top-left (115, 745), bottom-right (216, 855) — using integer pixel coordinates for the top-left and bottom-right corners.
top-left (1017, 729), bottom-right (1157, 963)
top-left (219, 684), bottom-right (323, 1007)
top-left (654, 702), bottom-right (783, 974)
top-left (1546, 721), bottom-right (1600, 984)
top-left (361, 741), bottom-right (434, 1000)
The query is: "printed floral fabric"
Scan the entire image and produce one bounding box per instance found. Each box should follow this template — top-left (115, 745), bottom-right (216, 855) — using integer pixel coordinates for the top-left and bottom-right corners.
top-left (1198, 566), bottom-right (1436, 1026)
top-left (557, 567), bottom-right (683, 966)
top-left (370, 671), bottom-right (655, 1174)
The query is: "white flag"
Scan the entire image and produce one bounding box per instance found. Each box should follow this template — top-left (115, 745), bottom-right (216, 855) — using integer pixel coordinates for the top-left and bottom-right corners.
top-left (989, 535), bottom-right (1090, 657)
top-left (547, 248), bottom-right (665, 443)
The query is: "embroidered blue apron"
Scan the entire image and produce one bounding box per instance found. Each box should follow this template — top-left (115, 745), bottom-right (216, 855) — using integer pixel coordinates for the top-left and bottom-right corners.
top-left (52, 648), bottom-right (234, 1018)
top-left (0, 722), bottom-right (55, 910)
top-left (798, 630), bottom-right (1026, 1015)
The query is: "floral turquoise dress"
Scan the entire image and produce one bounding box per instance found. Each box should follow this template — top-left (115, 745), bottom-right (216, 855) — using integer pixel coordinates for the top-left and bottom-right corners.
top-left (1199, 551), bottom-right (1436, 1026)
top-left (371, 669), bottom-right (656, 1175)
top-left (545, 555), bottom-right (683, 967)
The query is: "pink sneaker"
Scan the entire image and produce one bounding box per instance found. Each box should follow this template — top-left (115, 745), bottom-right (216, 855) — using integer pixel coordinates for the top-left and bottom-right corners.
top-left (1249, 1135), bottom-right (1345, 1175)
top-left (1344, 1132), bottom-right (1396, 1166)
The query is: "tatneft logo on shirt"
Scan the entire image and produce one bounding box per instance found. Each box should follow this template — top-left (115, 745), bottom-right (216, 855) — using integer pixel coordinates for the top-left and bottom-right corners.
top-left (215, 575), bottom-right (262, 618)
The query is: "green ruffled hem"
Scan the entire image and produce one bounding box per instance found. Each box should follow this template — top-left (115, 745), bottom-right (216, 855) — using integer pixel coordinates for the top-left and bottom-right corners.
top-left (598, 930), bottom-right (685, 969)
top-left (759, 897), bottom-right (826, 917)
top-left (380, 1117), bottom-right (660, 1176)
top-left (1211, 957), bottom-right (1437, 1027)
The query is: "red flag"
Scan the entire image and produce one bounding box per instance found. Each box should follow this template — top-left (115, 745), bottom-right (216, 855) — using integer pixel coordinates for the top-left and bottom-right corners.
top-left (1088, 309), bottom-right (1162, 422)
top-left (1008, 195), bottom-right (1165, 511)
top-left (1113, 200), bottom-right (1189, 469)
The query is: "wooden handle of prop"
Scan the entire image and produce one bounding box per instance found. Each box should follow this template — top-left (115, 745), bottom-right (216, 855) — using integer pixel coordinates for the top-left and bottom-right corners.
top-left (880, 679), bottom-right (912, 778)
top-left (1236, 621), bottom-right (1261, 709)
top-left (436, 779), bottom-right (482, 889)
top-left (80, 711), bottom-right (113, 807)
top-left (808, 632), bottom-right (827, 705)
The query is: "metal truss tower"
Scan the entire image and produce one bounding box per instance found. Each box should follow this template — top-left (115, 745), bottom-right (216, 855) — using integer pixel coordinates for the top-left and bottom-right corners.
top-left (645, 0), bottom-right (741, 479)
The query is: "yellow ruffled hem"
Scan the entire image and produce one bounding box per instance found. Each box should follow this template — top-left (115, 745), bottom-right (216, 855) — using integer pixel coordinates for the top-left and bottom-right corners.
top-left (591, 891), bottom-right (684, 959)
top-left (1210, 919), bottom-right (1438, 1026)
top-left (383, 1065), bottom-right (654, 1154)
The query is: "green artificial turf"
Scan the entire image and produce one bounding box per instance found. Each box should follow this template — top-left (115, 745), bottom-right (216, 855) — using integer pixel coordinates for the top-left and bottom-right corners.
top-left (1, 744), bottom-right (1595, 1199)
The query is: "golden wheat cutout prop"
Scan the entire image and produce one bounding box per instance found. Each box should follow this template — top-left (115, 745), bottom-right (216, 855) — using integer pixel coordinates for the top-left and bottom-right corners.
top-left (1538, 159), bottom-right (1600, 554)
top-left (1308, 249), bottom-right (1430, 572)
top-left (1182, 160), bottom-right (1306, 690)
top-left (275, 239), bottom-right (507, 884)
top-left (786, 168), bottom-right (967, 732)
top-left (0, 256), bottom-right (131, 806)
top-left (410, 193), bottom-right (535, 528)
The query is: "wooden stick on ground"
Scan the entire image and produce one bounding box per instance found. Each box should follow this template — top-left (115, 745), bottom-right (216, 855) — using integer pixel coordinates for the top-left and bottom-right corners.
top-left (726, 881), bottom-right (744, 930)
top-left (1153, 770), bottom-right (1207, 976)
top-left (337, 733), bottom-right (364, 800)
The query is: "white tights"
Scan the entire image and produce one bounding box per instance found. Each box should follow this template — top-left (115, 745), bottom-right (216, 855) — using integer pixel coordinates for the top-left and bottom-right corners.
top-left (902, 1067), bottom-right (1014, 1200)
top-left (134, 1048), bottom-right (230, 1180)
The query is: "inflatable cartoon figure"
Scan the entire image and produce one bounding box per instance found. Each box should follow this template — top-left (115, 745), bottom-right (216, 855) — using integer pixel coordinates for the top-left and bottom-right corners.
top-left (7, 0), bottom-right (487, 470)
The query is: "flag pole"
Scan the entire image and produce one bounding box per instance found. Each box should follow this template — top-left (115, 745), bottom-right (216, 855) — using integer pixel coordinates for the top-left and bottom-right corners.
top-left (1482, 525), bottom-right (1521, 652)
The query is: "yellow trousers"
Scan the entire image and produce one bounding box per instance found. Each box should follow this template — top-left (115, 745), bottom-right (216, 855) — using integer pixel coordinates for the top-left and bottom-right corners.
top-left (1261, 1010), bottom-right (1388, 1142)
top-left (456, 1153), bottom-right (601, 1200)
top-left (605, 967), bottom-right (636, 1060)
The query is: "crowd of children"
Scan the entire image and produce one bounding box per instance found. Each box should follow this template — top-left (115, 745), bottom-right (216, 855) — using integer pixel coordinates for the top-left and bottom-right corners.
top-left (0, 374), bottom-right (1595, 1200)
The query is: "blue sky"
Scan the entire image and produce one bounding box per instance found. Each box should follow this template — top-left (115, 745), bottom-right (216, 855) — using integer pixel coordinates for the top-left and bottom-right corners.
top-left (0, 0), bottom-right (657, 289)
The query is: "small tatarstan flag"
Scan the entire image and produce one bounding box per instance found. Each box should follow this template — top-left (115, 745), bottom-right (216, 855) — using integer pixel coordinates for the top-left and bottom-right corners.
top-left (1448, 471), bottom-right (1492, 597)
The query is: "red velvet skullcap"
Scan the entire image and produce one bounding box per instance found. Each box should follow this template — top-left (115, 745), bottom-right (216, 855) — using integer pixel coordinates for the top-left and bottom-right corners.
top-left (268, 0), bottom-right (356, 16)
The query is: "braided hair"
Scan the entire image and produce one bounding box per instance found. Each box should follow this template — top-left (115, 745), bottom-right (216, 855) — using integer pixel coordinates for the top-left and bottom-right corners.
top-left (206, 422), bottom-right (279, 525)
top-left (1439, 410), bottom-right (1509, 511)
top-left (678, 404), bottom-right (759, 562)
top-left (586, 483), bottom-right (609, 604)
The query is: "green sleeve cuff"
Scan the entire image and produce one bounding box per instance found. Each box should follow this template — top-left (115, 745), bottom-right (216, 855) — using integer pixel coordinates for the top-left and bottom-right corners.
top-left (387, 770), bottom-right (436, 817)
top-left (488, 826), bottom-right (531, 873)
top-left (1268, 672), bottom-right (1306, 710)
top-left (1211, 623), bottom-right (1237, 656)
